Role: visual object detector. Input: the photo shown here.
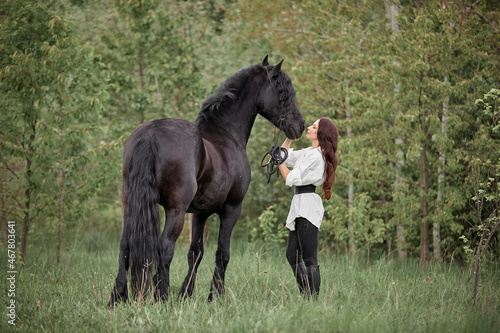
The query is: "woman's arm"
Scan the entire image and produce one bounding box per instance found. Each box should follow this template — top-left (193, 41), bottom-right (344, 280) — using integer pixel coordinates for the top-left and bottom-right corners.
top-left (281, 138), bottom-right (293, 150)
top-left (279, 138), bottom-right (293, 180)
top-left (279, 161), bottom-right (290, 180)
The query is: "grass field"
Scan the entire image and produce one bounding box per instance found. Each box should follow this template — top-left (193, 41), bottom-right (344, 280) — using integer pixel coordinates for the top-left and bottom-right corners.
top-left (1, 231), bottom-right (499, 333)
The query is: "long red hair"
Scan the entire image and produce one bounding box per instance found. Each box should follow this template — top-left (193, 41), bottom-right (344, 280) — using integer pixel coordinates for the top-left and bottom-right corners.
top-left (318, 118), bottom-right (338, 200)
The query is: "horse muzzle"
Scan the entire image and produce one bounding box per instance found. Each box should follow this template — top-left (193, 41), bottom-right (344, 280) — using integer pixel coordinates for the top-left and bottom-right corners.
top-left (285, 119), bottom-right (305, 139)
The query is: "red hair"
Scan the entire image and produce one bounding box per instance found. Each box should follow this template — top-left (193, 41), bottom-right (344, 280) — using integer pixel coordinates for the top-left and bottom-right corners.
top-left (318, 118), bottom-right (338, 200)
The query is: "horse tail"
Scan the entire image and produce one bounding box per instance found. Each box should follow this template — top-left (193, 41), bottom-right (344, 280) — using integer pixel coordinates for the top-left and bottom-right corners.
top-left (124, 135), bottom-right (160, 299)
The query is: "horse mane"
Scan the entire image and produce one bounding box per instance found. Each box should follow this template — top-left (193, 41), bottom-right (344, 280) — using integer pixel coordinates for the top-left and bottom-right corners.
top-left (196, 62), bottom-right (297, 121)
top-left (198, 64), bottom-right (262, 118)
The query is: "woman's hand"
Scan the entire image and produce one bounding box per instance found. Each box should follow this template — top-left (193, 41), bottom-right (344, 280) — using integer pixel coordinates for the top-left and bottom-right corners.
top-left (279, 138), bottom-right (293, 180)
top-left (281, 138), bottom-right (293, 150)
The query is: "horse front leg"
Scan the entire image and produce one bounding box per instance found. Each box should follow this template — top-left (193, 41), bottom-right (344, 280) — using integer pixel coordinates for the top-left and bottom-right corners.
top-left (179, 213), bottom-right (209, 299)
top-left (208, 204), bottom-right (241, 302)
top-left (154, 210), bottom-right (185, 302)
top-left (109, 235), bottom-right (130, 308)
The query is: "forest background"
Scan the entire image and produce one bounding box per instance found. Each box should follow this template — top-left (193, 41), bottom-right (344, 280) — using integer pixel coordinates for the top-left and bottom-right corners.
top-left (1, 0), bottom-right (499, 289)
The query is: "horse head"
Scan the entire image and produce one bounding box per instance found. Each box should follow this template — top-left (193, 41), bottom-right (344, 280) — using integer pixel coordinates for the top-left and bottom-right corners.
top-left (259, 56), bottom-right (305, 140)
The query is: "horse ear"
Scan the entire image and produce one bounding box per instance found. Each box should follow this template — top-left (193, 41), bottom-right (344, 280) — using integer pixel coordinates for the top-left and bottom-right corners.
top-left (269, 59), bottom-right (284, 77)
top-left (262, 55), bottom-right (269, 66)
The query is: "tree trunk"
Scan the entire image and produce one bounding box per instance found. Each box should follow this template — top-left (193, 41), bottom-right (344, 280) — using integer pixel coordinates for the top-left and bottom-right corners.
top-left (396, 224), bottom-right (406, 260)
top-left (57, 127), bottom-right (66, 265)
top-left (384, 0), bottom-right (406, 260)
top-left (419, 133), bottom-right (430, 269)
top-left (345, 86), bottom-right (355, 258)
top-left (139, 43), bottom-right (145, 124)
top-left (20, 123), bottom-right (36, 263)
top-left (395, 138), bottom-right (407, 260)
top-left (383, 0), bottom-right (400, 35)
top-left (57, 168), bottom-right (65, 265)
top-left (382, 182), bottom-right (392, 260)
top-left (348, 178), bottom-right (355, 257)
top-left (434, 74), bottom-right (448, 261)
top-left (432, 222), bottom-right (441, 260)
top-left (471, 246), bottom-right (482, 308)
top-left (416, 53), bottom-right (430, 269)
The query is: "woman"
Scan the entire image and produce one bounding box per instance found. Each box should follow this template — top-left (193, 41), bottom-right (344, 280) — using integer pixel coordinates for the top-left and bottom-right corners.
top-left (279, 117), bottom-right (338, 296)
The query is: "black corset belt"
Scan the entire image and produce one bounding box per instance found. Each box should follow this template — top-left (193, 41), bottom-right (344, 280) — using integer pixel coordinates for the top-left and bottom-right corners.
top-left (294, 185), bottom-right (316, 195)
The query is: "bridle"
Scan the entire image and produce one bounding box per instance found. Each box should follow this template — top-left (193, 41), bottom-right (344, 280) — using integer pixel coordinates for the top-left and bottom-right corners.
top-left (260, 68), bottom-right (288, 183)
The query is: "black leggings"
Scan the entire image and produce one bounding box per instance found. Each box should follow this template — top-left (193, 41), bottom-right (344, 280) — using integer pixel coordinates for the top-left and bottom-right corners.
top-left (286, 217), bottom-right (318, 267)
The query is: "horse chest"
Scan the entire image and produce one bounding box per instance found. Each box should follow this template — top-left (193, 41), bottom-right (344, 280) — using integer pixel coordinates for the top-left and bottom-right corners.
top-left (191, 168), bottom-right (249, 212)
top-left (190, 139), bottom-right (250, 210)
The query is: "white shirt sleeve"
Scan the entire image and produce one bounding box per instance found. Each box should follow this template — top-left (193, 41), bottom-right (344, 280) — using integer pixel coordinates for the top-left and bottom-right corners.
top-left (284, 148), bottom-right (299, 168)
top-left (285, 149), bottom-right (324, 187)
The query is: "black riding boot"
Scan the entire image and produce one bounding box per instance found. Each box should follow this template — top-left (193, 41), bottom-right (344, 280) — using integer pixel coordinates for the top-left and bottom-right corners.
top-left (290, 263), bottom-right (308, 293)
top-left (306, 265), bottom-right (321, 296)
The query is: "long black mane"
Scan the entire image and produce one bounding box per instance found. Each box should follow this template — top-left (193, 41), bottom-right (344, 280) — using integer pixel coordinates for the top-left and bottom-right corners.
top-left (198, 65), bottom-right (262, 116)
top-left (196, 63), bottom-right (298, 122)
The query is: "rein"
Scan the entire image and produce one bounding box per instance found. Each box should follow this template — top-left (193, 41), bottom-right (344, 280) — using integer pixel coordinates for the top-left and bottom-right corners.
top-left (260, 68), bottom-right (288, 183)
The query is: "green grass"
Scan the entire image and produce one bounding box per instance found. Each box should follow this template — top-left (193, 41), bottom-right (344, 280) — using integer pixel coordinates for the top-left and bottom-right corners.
top-left (1, 232), bottom-right (499, 333)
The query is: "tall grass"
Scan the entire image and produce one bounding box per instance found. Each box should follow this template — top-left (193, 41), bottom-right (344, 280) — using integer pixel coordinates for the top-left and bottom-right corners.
top-left (1, 231), bottom-right (498, 332)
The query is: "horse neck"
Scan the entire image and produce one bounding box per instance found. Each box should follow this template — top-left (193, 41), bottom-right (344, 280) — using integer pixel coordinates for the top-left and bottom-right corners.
top-left (197, 104), bottom-right (257, 149)
top-left (196, 82), bottom-right (261, 148)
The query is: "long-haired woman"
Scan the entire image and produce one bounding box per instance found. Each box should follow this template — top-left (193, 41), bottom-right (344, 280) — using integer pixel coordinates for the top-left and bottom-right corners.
top-left (278, 117), bottom-right (338, 296)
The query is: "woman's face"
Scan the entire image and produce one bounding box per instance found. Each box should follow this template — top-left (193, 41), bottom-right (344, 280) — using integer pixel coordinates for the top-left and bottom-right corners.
top-left (306, 119), bottom-right (320, 142)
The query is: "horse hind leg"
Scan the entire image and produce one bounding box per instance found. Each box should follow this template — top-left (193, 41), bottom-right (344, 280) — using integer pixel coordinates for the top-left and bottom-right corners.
top-left (179, 213), bottom-right (209, 299)
top-left (154, 207), bottom-right (189, 302)
top-left (109, 235), bottom-right (130, 308)
top-left (109, 182), bottom-right (131, 309)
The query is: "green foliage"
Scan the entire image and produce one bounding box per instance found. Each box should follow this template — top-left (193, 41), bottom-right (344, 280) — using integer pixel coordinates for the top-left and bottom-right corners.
top-left (250, 206), bottom-right (288, 244)
top-left (96, 0), bottom-right (205, 138)
top-left (475, 89), bottom-right (500, 137)
top-left (461, 89), bottom-right (500, 258)
top-left (459, 88), bottom-right (500, 306)
top-left (349, 193), bottom-right (386, 255)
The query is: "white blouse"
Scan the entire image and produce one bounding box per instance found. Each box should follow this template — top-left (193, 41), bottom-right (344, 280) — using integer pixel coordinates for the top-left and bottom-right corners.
top-left (284, 147), bottom-right (325, 231)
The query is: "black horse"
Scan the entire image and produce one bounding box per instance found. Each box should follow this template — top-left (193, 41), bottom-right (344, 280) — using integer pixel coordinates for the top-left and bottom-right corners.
top-left (108, 56), bottom-right (305, 308)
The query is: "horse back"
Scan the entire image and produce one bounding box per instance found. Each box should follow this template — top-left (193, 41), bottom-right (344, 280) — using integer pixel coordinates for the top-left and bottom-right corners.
top-left (123, 118), bottom-right (250, 214)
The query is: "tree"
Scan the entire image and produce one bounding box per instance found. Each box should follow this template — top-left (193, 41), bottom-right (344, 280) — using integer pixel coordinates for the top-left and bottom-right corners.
top-left (389, 0), bottom-right (500, 266)
top-left (0, 0), bottom-right (111, 261)
top-left (1, 0), bottom-right (64, 260)
top-left (96, 0), bottom-right (204, 137)
top-left (461, 89), bottom-right (500, 307)
top-left (384, 0), bottom-right (408, 260)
